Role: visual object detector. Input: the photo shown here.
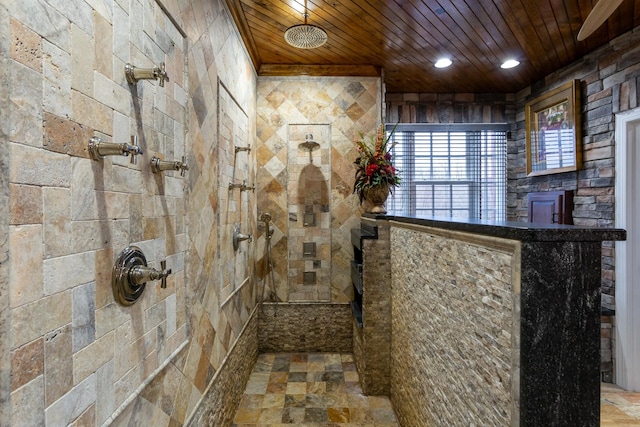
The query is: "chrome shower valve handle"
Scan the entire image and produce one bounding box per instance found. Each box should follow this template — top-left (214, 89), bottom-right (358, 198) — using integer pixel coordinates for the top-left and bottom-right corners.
top-left (128, 135), bottom-right (142, 165)
top-left (155, 62), bottom-right (169, 87)
top-left (129, 259), bottom-right (172, 289)
top-left (112, 246), bottom-right (172, 306)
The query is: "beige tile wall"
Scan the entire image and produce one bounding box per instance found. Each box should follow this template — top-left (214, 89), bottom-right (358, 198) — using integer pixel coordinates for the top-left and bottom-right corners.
top-left (256, 76), bottom-right (381, 304)
top-left (7, 0), bottom-right (189, 424)
top-left (287, 124), bottom-right (331, 301)
top-left (3, 0), bottom-right (259, 425)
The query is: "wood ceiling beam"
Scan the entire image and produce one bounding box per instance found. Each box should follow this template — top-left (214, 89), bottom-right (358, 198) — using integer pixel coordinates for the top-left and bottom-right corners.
top-left (259, 64), bottom-right (381, 77)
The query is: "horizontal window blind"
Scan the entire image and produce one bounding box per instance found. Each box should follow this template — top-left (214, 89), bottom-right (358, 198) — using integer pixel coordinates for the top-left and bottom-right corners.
top-left (386, 124), bottom-right (508, 221)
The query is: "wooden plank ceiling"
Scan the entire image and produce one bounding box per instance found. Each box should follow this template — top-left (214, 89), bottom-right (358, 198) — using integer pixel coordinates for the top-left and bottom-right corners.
top-left (224, 0), bottom-right (640, 93)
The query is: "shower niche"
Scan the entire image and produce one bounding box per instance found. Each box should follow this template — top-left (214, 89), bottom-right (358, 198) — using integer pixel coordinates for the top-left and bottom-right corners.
top-left (287, 124), bottom-right (331, 301)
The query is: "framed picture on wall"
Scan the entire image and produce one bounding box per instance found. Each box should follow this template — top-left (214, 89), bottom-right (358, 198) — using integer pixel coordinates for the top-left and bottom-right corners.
top-left (525, 80), bottom-right (582, 176)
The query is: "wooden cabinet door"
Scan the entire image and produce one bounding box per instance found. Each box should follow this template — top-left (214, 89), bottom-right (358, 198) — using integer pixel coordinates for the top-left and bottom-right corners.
top-left (527, 191), bottom-right (573, 224)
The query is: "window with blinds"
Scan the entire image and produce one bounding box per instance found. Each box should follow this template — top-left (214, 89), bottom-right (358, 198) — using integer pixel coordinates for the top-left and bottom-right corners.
top-left (386, 124), bottom-right (508, 221)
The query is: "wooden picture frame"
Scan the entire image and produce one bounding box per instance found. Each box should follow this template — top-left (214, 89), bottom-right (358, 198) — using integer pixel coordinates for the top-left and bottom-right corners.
top-left (525, 80), bottom-right (582, 176)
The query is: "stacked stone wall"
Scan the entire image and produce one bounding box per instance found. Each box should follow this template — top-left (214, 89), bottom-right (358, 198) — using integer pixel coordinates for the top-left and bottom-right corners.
top-left (389, 224), bottom-right (518, 426)
top-left (258, 303), bottom-right (352, 353)
top-left (355, 218), bottom-right (392, 395)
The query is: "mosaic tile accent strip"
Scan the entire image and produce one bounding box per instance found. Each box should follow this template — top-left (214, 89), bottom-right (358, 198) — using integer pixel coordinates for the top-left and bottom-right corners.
top-left (258, 303), bottom-right (352, 354)
top-left (390, 225), bottom-right (516, 426)
top-left (233, 353), bottom-right (399, 426)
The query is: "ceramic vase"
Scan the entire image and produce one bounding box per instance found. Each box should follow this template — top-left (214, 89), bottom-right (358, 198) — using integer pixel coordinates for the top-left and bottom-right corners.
top-left (363, 184), bottom-right (389, 214)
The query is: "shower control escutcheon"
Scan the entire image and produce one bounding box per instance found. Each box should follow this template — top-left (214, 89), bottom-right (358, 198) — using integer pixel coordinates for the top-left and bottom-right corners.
top-left (112, 246), bottom-right (172, 306)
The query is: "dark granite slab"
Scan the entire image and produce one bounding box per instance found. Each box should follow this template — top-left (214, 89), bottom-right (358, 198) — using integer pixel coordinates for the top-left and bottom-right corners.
top-left (520, 240), bottom-right (601, 426)
top-left (366, 213), bottom-right (627, 242)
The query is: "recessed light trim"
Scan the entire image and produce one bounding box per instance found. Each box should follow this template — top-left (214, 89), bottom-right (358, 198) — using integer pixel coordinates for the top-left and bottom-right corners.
top-left (501, 59), bottom-right (520, 69)
top-left (434, 58), bottom-right (452, 68)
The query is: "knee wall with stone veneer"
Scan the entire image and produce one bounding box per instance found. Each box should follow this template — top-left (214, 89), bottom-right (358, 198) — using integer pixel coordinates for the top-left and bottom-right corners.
top-left (258, 303), bottom-right (352, 353)
top-left (381, 217), bottom-right (622, 426)
top-left (352, 218), bottom-right (392, 396)
top-left (390, 223), bottom-right (518, 426)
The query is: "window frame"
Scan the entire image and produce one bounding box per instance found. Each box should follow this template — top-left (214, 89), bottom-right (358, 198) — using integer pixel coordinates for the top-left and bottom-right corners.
top-left (385, 123), bottom-right (510, 221)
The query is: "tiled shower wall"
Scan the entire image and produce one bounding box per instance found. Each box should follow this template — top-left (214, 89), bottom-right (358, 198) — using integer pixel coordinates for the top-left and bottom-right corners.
top-left (287, 124), bottom-right (331, 301)
top-left (3, 0), bottom-right (258, 426)
top-left (256, 77), bottom-right (381, 304)
top-left (218, 82), bottom-right (254, 306)
top-left (6, 0), bottom-right (188, 424)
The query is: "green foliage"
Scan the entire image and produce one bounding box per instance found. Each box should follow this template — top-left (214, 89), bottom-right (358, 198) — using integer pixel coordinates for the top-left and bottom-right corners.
top-left (353, 124), bottom-right (400, 203)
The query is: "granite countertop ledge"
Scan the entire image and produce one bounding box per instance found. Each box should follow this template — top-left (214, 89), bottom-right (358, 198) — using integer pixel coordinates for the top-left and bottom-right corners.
top-left (363, 213), bottom-right (627, 242)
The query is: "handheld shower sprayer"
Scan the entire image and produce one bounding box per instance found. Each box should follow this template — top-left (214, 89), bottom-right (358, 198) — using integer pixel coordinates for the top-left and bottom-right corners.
top-left (260, 212), bottom-right (273, 240)
top-left (259, 211), bottom-right (277, 304)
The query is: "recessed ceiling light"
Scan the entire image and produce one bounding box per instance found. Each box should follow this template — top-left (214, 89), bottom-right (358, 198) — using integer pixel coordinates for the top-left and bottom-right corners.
top-left (501, 59), bottom-right (520, 69)
top-left (434, 58), bottom-right (452, 68)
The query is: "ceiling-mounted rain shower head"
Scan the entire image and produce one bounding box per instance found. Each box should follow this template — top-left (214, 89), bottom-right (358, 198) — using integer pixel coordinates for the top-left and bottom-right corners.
top-left (298, 133), bottom-right (320, 151)
top-left (285, 22), bottom-right (328, 49)
top-left (284, 1), bottom-right (327, 49)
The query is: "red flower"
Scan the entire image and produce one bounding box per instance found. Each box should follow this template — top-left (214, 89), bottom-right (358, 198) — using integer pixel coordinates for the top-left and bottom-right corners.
top-left (365, 164), bottom-right (379, 176)
top-left (352, 124), bottom-right (401, 204)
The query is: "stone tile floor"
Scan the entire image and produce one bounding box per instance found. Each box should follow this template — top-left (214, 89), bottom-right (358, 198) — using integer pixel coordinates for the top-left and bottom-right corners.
top-left (601, 382), bottom-right (640, 426)
top-left (234, 354), bottom-right (640, 426)
top-left (233, 353), bottom-right (399, 426)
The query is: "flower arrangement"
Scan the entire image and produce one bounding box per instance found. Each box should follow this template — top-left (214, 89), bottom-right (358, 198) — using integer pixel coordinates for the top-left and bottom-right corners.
top-left (353, 124), bottom-right (400, 203)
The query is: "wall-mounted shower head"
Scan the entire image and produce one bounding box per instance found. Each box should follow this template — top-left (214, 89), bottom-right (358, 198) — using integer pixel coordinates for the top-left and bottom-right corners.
top-left (260, 212), bottom-right (272, 223)
top-left (298, 133), bottom-right (320, 152)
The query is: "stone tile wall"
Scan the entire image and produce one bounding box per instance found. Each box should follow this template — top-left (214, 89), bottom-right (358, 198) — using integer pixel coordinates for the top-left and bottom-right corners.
top-left (218, 82), bottom-right (253, 304)
top-left (385, 92), bottom-right (515, 124)
top-left (353, 217), bottom-right (391, 395)
top-left (256, 76), bottom-right (382, 305)
top-left (3, 0), bottom-right (259, 425)
top-left (186, 308), bottom-right (258, 426)
top-left (508, 29), bottom-right (640, 381)
top-left (602, 314), bottom-right (615, 382)
top-left (287, 124), bottom-right (332, 301)
top-left (0, 4), bottom-right (11, 421)
top-left (258, 303), bottom-right (352, 353)
top-left (385, 29), bottom-right (640, 382)
top-left (6, 0), bottom-right (189, 424)
top-left (389, 224), bottom-right (518, 426)
top-left (109, 0), bottom-right (259, 425)
top-left (509, 30), bottom-right (640, 314)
